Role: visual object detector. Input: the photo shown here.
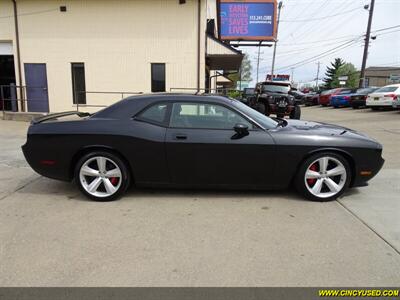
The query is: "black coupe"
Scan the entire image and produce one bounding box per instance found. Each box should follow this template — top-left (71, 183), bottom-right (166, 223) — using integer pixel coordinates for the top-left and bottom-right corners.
top-left (22, 94), bottom-right (384, 202)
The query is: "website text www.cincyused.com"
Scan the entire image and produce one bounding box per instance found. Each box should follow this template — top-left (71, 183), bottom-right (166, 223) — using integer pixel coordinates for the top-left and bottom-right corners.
top-left (319, 289), bottom-right (399, 297)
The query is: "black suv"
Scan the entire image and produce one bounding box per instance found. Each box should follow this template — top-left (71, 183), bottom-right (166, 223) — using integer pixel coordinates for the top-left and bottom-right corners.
top-left (250, 81), bottom-right (301, 119)
top-left (239, 88), bottom-right (256, 104)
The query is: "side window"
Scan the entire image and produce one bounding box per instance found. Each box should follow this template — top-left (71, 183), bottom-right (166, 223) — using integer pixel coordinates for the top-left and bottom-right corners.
top-left (136, 103), bottom-right (168, 125)
top-left (170, 102), bottom-right (252, 129)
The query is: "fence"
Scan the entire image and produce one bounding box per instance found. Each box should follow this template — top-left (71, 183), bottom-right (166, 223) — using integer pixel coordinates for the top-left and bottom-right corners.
top-left (0, 85), bottom-right (143, 118)
top-left (1, 85), bottom-right (242, 119)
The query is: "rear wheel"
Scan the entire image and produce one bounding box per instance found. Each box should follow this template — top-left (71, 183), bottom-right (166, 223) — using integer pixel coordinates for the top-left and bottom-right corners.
top-left (352, 104), bottom-right (359, 109)
top-left (371, 107), bottom-right (379, 111)
top-left (75, 151), bottom-right (130, 201)
top-left (295, 152), bottom-right (351, 202)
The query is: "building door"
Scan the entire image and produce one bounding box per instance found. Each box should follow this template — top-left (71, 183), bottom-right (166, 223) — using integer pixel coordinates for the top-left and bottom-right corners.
top-left (0, 42), bottom-right (16, 111)
top-left (24, 63), bottom-right (49, 112)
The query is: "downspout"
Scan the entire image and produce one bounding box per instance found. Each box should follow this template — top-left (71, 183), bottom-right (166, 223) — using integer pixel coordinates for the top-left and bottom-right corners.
top-left (12, 0), bottom-right (24, 111)
top-left (197, 0), bottom-right (201, 92)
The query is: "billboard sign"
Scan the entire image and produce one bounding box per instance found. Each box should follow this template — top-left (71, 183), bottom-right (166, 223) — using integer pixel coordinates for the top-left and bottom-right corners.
top-left (219, 0), bottom-right (277, 41)
top-left (266, 74), bottom-right (290, 81)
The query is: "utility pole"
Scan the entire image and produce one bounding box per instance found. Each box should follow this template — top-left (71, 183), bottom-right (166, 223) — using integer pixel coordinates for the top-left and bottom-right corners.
top-left (271, 1), bottom-right (283, 78)
top-left (315, 62), bottom-right (321, 90)
top-left (290, 67), bottom-right (294, 83)
top-left (359, 0), bottom-right (375, 88)
top-left (256, 42), bottom-right (261, 83)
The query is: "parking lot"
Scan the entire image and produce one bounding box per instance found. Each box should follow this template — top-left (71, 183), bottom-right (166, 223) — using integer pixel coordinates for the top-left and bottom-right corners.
top-left (0, 106), bottom-right (399, 286)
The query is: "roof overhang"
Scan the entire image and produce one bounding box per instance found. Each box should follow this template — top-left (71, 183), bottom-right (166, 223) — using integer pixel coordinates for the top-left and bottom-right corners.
top-left (206, 35), bottom-right (244, 71)
top-left (216, 74), bottom-right (234, 87)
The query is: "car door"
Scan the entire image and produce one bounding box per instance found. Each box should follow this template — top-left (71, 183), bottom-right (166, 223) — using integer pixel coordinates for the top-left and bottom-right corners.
top-left (165, 101), bottom-right (276, 188)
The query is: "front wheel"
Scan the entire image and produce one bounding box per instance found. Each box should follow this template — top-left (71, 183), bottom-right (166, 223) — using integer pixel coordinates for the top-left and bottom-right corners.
top-left (256, 102), bottom-right (266, 114)
top-left (290, 105), bottom-right (301, 119)
top-left (75, 151), bottom-right (131, 201)
top-left (295, 152), bottom-right (351, 202)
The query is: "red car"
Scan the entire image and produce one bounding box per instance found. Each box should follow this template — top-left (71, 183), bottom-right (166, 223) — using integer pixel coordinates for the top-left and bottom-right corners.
top-left (319, 88), bottom-right (344, 106)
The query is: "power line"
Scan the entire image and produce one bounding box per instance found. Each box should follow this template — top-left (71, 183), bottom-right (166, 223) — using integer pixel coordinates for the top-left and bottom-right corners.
top-left (372, 24), bottom-right (400, 33)
top-left (0, 8), bottom-right (58, 19)
top-left (273, 38), bottom-right (362, 72)
top-left (281, 7), bottom-right (362, 22)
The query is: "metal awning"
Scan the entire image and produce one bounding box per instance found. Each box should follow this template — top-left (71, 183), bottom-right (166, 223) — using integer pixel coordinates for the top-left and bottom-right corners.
top-left (216, 74), bottom-right (234, 88)
top-left (206, 35), bottom-right (243, 71)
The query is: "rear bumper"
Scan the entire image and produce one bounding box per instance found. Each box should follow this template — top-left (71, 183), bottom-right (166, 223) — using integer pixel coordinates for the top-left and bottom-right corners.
top-left (351, 99), bottom-right (366, 106)
top-left (22, 142), bottom-right (71, 182)
top-left (331, 99), bottom-right (349, 107)
top-left (366, 100), bottom-right (394, 107)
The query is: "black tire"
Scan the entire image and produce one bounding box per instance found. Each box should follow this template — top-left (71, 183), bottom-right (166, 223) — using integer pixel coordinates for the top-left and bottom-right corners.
top-left (352, 105), bottom-right (359, 109)
top-left (256, 102), bottom-right (266, 114)
top-left (294, 152), bottom-right (351, 202)
top-left (371, 107), bottom-right (379, 111)
top-left (74, 151), bottom-right (131, 201)
top-left (290, 105), bottom-right (301, 119)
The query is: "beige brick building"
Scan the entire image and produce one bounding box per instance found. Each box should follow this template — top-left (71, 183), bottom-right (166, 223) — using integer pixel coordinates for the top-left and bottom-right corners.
top-left (364, 66), bottom-right (400, 87)
top-left (0, 0), bottom-right (242, 113)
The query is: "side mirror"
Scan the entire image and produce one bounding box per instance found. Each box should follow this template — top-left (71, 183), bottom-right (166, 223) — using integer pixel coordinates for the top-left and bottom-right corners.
top-left (233, 123), bottom-right (249, 135)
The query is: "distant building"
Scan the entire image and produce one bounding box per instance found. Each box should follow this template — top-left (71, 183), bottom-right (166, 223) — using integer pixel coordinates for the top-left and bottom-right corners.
top-left (364, 66), bottom-right (400, 87)
top-left (0, 0), bottom-right (242, 113)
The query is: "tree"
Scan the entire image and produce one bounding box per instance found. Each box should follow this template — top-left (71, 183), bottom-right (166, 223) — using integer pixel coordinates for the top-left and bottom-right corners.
top-left (323, 58), bottom-right (345, 88)
top-left (240, 53), bottom-right (252, 82)
top-left (333, 63), bottom-right (360, 88)
top-left (227, 53), bottom-right (252, 88)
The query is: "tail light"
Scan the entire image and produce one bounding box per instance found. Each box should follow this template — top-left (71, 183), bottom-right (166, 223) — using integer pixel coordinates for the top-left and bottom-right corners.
top-left (384, 93), bottom-right (398, 100)
top-left (364, 95), bottom-right (367, 100)
top-left (344, 96), bottom-right (350, 100)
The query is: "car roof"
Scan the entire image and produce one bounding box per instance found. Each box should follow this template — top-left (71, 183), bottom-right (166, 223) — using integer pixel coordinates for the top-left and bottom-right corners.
top-left (93, 93), bottom-right (238, 119)
top-left (124, 93), bottom-right (232, 103)
top-left (383, 84), bottom-right (400, 87)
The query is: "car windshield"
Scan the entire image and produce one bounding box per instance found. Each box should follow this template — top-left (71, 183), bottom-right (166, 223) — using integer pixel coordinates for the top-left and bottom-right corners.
top-left (321, 90), bottom-right (332, 95)
top-left (262, 84), bottom-right (290, 94)
top-left (338, 89), bottom-right (354, 95)
top-left (231, 100), bottom-right (278, 129)
top-left (374, 86), bottom-right (399, 93)
top-left (357, 87), bottom-right (377, 94)
top-left (243, 88), bottom-right (255, 95)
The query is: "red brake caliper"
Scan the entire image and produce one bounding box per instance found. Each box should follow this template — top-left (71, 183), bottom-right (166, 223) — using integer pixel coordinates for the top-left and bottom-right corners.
top-left (110, 177), bottom-right (119, 186)
top-left (307, 163), bottom-right (318, 186)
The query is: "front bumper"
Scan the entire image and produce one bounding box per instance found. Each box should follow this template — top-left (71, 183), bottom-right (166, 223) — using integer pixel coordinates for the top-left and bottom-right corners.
top-left (352, 150), bottom-right (385, 187)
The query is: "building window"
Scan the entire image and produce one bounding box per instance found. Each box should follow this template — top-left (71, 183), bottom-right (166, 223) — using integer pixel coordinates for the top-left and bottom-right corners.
top-left (71, 63), bottom-right (86, 104)
top-left (151, 63), bottom-right (165, 92)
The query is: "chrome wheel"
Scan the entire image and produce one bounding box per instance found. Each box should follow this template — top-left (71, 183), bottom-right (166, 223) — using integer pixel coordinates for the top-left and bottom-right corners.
top-left (79, 156), bottom-right (122, 198)
top-left (304, 156), bottom-right (347, 199)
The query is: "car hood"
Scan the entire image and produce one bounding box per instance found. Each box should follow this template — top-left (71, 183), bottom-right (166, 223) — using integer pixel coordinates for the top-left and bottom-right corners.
top-left (282, 119), bottom-right (380, 145)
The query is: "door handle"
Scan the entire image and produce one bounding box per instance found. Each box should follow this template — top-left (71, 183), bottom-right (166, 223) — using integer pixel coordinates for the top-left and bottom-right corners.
top-left (175, 134), bottom-right (187, 140)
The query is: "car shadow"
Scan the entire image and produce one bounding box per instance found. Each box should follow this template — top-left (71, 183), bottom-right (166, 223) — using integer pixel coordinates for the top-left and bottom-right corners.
top-left (18, 177), bottom-right (308, 203)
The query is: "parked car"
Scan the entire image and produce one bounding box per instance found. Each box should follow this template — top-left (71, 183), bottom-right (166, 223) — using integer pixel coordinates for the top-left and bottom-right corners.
top-left (251, 81), bottom-right (301, 119)
top-left (330, 88), bottom-right (358, 108)
top-left (319, 88), bottom-right (343, 106)
top-left (289, 89), bottom-right (306, 105)
top-left (366, 84), bottom-right (400, 110)
top-left (304, 91), bottom-right (320, 106)
top-left (22, 94), bottom-right (384, 202)
top-left (239, 87), bottom-right (256, 104)
top-left (350, 87), bottom-right (380, 109)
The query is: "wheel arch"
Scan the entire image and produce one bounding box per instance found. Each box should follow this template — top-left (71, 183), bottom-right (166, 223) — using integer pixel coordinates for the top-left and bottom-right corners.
top-left (70, 145), bottom-right (135, 183)
top-left (293, 148), bottom-right (356, 187)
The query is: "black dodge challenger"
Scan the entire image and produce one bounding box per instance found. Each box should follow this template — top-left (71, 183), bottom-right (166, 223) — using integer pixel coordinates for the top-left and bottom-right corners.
top-left (22, 94), bottom-right (384, 202)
